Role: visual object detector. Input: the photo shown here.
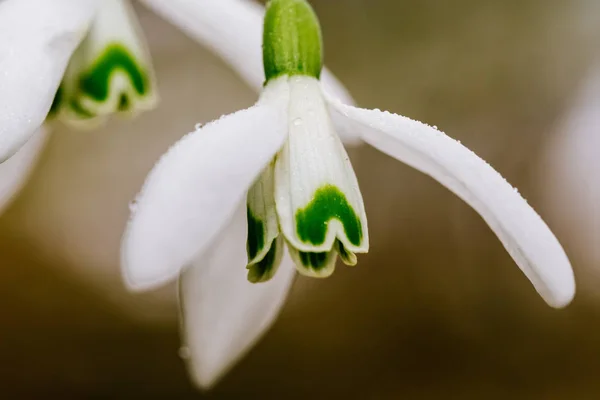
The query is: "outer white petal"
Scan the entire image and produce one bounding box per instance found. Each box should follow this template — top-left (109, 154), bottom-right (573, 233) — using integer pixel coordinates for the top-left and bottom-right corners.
top-left (180, 205), bottom-right (296, 389)
top-left (121, 77), bottom-right (290, 291)
top-left (0, 0), bottom-right (98, 161)
top-left (137, 0), bottom-right (357, 108)
top-left (327, 99), bottom-right (575, 308)
top-left (0, 128), bottom-right (49, 213)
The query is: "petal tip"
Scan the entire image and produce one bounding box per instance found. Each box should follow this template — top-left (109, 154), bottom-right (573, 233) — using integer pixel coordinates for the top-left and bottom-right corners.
top-left (120, 264), bottom-right (172, 293)
top-left (185, 359), bottom-right (229, 392)
top-left (544, 275), bottom-right (576, 309)
top-left (120, 235), bottom-right (179, 292)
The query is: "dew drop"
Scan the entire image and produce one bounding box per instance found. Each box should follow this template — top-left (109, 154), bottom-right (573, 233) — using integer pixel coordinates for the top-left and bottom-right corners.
top-left (178, 346), bottom-right (191, 359)
top-left (293, 118), bottom-right (303, 127)
top-left (194, 123), bottom-right (203, 130)
top-left (128, 199), bottom-right (138, 213)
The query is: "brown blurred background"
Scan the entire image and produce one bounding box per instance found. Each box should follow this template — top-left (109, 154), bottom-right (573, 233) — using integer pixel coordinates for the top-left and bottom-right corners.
top-left (1, 0), bottom-right (600, 398)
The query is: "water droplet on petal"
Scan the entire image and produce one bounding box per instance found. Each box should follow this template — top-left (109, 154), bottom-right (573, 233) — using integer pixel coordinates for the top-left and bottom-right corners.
top-left (293, 118), bottom-right (303, 126)
top-left (194, 123), bottom-right (203, 130)
top-left (178, 346), bottom-right (191, 359)
top-left (129, 199), bottom-right (138, 213)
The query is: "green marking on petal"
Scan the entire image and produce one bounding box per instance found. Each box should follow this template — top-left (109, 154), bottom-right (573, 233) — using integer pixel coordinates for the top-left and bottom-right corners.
top-left (68, 98), bottom-right (95, 119)
top-left (295, 184), bottom-right (363, 247)
top-left (247, 238), bottom-right (283, 283)
top-left (47, 85), bottom-right (64, 119)
top-left (336, 241), bottom-right (357, 266)
top-left (78, 43), bottom-right (151, 102)
top-left (247, 207), bottom-right (266, 261)
top-left (299, 251), bottom-right (329, 269)
top-left (289, 245), bottom-right (337, 278)
top-left (118, 92), bottom-right (131, 111)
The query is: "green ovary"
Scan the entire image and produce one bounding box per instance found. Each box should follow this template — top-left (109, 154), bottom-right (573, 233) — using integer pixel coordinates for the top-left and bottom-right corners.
top-left (295, 185), bottom-right (363, 247)
top-left (263, 0), bottom-right (323, 82)
top-left (79, 44), bottom-right (150, 102)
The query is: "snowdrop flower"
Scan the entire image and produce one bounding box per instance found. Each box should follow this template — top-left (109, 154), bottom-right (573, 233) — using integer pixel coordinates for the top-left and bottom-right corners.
top-left (540, 62), bottom-right (600, 292)
top-left (121, 0), bottom-right (575, 389)
top-left (0, 0), bottom-right (353, 211)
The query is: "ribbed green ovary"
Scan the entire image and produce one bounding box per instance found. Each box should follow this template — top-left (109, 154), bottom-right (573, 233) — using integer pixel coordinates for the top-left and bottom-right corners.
top-left (295, 184), bottom-right (363, 248)
top-left (262, 0), bottom-right (323, 82)
top-left (78, 44), bottom-right (150, 102)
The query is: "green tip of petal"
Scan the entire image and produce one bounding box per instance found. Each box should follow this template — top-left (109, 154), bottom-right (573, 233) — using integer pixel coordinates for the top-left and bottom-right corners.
top-left (336, 241), bottom-right (357, 266)
top-left (247, 207), bottom-right (266, 261)
top-left (299, 251), bottom-right (329, 269)
top-left (263, 0), bottom-right (323, 82)
top-left (291, 248), bottom-right (337, 278)
top-left (52, 43), bottom-right (157, 126)
top-left (295, 184), bottom-right (363, 247)
top-left (79, 44), bottom-right (151, 102)
top-left (47, 85), bottom-right (64, 119)
top-left (247, 239), bottom-right (282, 283)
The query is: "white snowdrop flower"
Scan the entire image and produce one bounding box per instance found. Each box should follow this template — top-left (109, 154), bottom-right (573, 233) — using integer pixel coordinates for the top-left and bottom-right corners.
top-left (0, 0), bottom-right (353, 211)
top-left (121, 0), bottom-right (575, 389)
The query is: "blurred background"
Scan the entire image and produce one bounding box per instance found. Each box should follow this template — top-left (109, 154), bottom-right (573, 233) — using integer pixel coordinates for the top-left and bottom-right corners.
top-left (1, 0), bottom-right (600, 397)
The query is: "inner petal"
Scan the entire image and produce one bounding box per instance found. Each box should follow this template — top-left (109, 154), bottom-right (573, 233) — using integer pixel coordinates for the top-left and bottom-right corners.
top-left (274, 76), bottom-right (369, 255)
top-left (287, 245), bottom-right (338, 278)
top-left (246, 163), bottom-right (284, 283)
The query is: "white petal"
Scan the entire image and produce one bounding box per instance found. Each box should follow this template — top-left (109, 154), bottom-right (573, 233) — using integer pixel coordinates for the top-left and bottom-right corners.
top-left (121, 77), bottom-right (290, 291)
top-left (247, 163), bottom-right (279, 264)
top-left (137, 0), bottom-right (357, 106)
top-left (276, 77), bottom-right (368, 254)
top-left (0, 128), bottom-right (49, 213)
top-left (287, 245), bottom-right (338, 278)
top-left (58, 0), bottom-right (157, 124)
top-left (0, 0), bottom-right (98, 161)
top-left (180, 205), bottom-right (295, 389)
top-left (327, 99), bottom-right (575, 308)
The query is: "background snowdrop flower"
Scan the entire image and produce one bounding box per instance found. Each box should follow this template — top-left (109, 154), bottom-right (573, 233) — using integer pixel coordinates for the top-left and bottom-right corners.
top-left (48, 0), bottom-right (158, 127)
top-left (3, 0), bottom-right (599, 397)
top-left (121, 0), bottom-right (576, 389)
top-left (0, 0), bottom-right (354, 214)
top-left (539, 61), bottom-right (600, 296)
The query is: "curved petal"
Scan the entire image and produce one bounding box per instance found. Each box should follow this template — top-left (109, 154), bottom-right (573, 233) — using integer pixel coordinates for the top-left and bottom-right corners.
top-left (327, 99), bottom-right (575, 308)
top-left (179, 204), bottom-right (296, 389)
top-left (0, 0), bottom-right (98, 161)
top-left (0, 128), bottom-right (49, 213)
top-left (137, 0), bottom-right (356, 106)
top-left (121, 77), bottom-right (290, 291)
